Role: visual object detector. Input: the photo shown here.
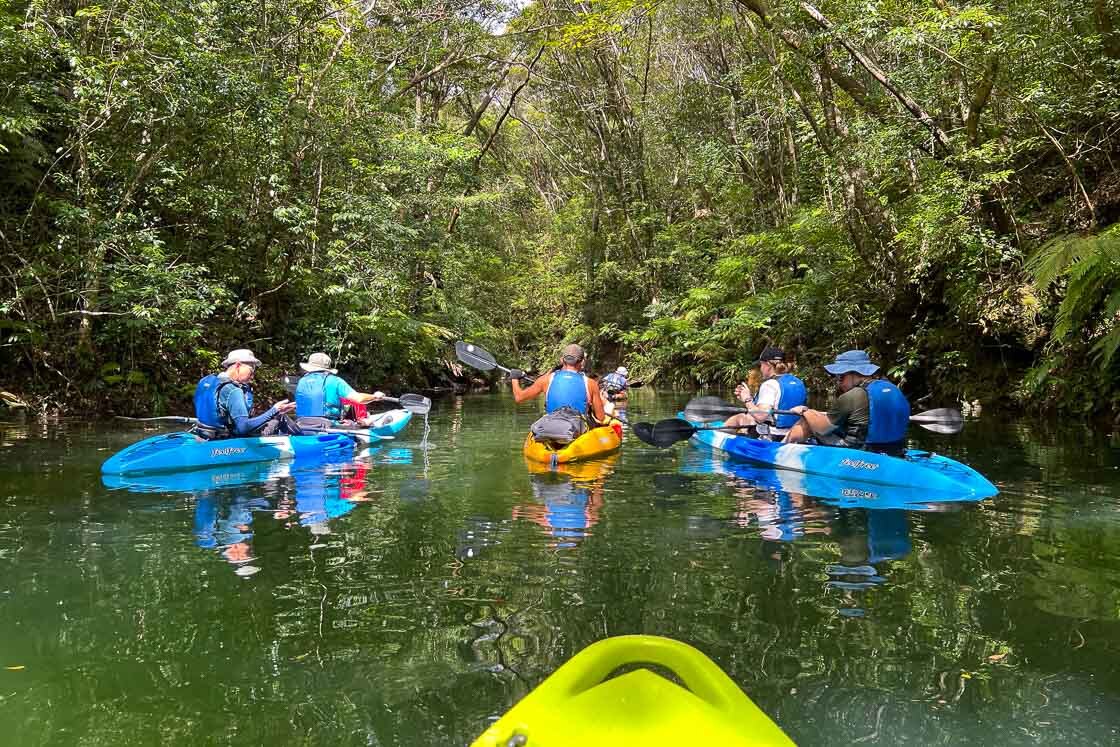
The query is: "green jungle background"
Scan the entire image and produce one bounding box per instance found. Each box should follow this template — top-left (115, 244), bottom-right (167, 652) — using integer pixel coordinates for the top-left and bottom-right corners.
top-left (1, 0), bottom-right (1119, 419)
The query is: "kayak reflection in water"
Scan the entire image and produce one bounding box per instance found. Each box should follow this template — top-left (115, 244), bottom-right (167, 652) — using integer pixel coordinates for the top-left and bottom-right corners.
top-left (681, 451), bottom-right (831, 545)
top-left (731, 488), bottom-right (831, 544)
top-left (515, 457), bottom-right (617, 548)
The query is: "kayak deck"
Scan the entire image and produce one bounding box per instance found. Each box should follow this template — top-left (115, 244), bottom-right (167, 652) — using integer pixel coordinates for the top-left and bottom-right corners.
top-left (472, 635), bottom-right (793, 746)
top-left (101, 431), bottom-right (357, 475)
top-left (322, 408), bottom-right (413, 442)
top-left (686, 415), bottom-right (997, 500)
top-left (523, 420), bottom-right (623, 466)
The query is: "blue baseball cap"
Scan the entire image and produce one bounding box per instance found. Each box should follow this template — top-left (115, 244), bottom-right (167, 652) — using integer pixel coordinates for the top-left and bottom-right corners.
top-left (823, 350), bottom-right (880, 376)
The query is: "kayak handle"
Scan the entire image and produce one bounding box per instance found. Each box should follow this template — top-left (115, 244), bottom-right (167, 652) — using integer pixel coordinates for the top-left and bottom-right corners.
top-left (540, 635), bottom-right (748, 714)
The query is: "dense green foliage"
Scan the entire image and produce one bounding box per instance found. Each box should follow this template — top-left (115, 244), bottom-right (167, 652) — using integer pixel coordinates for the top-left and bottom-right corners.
top-left (1, 0), bottom-right (1119, 416)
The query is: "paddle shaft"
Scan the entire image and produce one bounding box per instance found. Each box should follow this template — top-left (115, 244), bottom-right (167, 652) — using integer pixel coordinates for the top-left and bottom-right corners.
top-left (691, 401), bottom-right (960, 426)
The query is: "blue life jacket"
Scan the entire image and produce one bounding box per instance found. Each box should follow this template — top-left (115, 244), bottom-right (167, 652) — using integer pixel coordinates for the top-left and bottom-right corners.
top-left (194, 374), bottom-right (252, 430)
top-left (601, 372), bottom-right (627, 392)
top-left (545, 370), bottom-right (589, 414)
top-left (773, 374), bottom-right (808, 429)
top-left (295, 372), bottom-right (341, 419)
top-left (864, 379), bottom-right (910, 445)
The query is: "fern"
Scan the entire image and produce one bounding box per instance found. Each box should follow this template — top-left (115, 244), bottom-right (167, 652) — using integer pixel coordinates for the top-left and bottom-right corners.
top-left (1028, 226), bottom-right (1120, 367)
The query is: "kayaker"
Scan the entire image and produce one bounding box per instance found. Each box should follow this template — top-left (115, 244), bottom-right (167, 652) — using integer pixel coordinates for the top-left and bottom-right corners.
top-left (722, 347), bottom-right (807, 441)
top-left (782, 349), bottom-right (911, 454)
top-left (511, 343), bottom-right (607, 423)
top-left (193, 349), bottom-right (299, 438)
top-left (293, 352), bottom-right (385, 431)
top-left (599, 366), bottom-right (629, 402)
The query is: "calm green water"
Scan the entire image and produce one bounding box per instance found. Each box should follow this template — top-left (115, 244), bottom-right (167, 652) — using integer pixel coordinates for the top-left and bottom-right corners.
top-left (2, 392), bottom-right (1119, 745)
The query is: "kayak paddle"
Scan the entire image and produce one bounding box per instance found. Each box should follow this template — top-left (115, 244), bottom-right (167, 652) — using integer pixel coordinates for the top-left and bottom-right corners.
top-left (633, 418), bottom-right (755, 448)
top-left (454, 340), bottom-right (537, 384)
top-left (279, 375), bottom-right (431, 415)
top-left (683, 396), bottom-right (965, 434)
top-left (386, 393), bottom-right (432, 415)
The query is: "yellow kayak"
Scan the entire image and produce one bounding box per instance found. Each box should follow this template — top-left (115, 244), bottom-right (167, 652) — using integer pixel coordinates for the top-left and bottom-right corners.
top-left (523, 419), bottom-right (623, 466)
top-left (472, 635), bottom-right (795, 746)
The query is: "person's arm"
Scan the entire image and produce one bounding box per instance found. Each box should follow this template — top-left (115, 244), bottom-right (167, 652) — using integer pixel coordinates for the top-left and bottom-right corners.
top-left (225, 387), bottom-right (282, 435)
top-left (789, 388), bottom-right (858, 437)
top-left (336, 378), bottom-right (384, 405)
top-left (751, 379), bottom-right (782, 424)
top-left (347, 391), bottom-right (385, 404)
top-left (327, 376), bottom-right (385, 405)
top-left (512, 371), bottom-right (548, 403)
top-left (588, 378), bottom-right (606, 422)
top-left (791, 407), bottom-right (834, 436)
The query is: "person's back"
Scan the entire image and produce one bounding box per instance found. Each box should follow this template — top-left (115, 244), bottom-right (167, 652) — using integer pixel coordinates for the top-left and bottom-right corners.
top-left (862, 378), bottom-right (910, 453)
top-left (601, 367), bottom-right (628, 396)
top-left (545, 369), bottom-right (590, 415)
top-left (293, 352), bottom-right (385, 430)
top-left (194, 373), bottom-right (239, 435)
top-left (295, 371), bottom-right (348, 420)
top-left (510, 343), bottom-right (607, 427)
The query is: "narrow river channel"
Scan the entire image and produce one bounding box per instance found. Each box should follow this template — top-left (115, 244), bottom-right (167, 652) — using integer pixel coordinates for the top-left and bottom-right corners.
top-left (2, 391), bottom-right (1119, 745)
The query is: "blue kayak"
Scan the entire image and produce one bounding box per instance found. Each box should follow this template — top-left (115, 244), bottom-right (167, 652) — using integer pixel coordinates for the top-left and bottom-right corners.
top-left (345, 408), bottom-right (413, 441)
top-left (101, 431), bottom-right (358, 475)
top-left (680, 446), bottom-right (990, 510)
top-left (102, 409), bottom-right (415, 476)
top-left (685, 415), bottom-right (997, 501)
top-left (316, 408), bottom-right (414, 442)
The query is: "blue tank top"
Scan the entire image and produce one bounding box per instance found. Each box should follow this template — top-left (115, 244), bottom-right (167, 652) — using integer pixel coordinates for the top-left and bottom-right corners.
top-left (864, 379), bottom-right (910, 445)
top-left (544, 370), bottom-right (589, 414)
top-left (773, 374), bottom-right (808, 429)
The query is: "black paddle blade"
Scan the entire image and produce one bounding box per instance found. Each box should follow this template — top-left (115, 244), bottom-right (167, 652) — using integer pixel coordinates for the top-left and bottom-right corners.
top-left (632, 421), bottom-right (656, 445)
top-left (455, 341), bottom-right (497, 372)
top-left (683, 395), bottom-right (744, 423)
top-left (633, 418), bottom-right (698, 448)
top-left (397, 393), bottom-right (432, 415)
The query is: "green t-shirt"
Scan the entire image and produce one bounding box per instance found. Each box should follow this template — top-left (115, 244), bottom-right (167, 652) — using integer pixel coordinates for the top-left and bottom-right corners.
top-left (827, 386), bottom-right (870, 444)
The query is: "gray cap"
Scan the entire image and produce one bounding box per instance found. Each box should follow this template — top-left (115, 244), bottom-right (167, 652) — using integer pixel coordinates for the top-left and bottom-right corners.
top-left (300, 352), bottom-right (338, 374)
top-left (561, 343), bottom-right (586, 364)
top-left (221, 348), bottom-right (262, 368)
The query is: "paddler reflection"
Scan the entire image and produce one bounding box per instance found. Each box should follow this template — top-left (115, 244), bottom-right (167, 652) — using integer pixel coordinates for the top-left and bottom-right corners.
top-left (679, 449), bottom-right (927, 615)
top-left (105, 451), bottom-right (389, 574)
top-left (826, 509), bottom-right (911, 617)
top-left (514, 456), bottom-right (618, 548)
